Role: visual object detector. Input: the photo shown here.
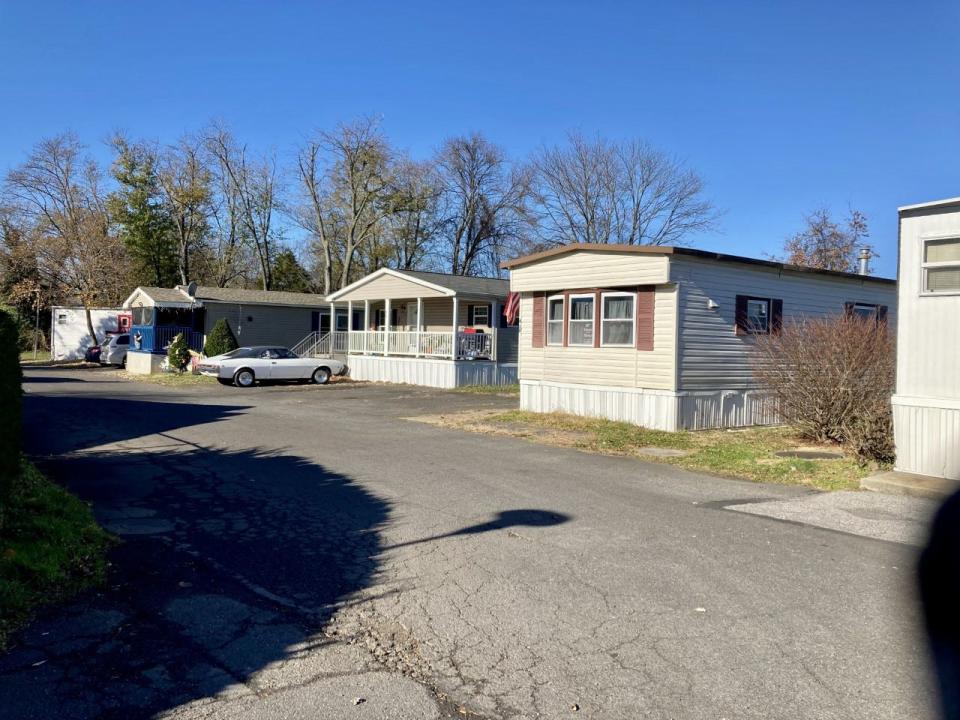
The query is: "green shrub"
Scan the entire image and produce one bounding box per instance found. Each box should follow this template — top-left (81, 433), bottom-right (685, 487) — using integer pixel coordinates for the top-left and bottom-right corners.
top-left (0, 308), bottom-right (23, 518)
top-left (203, 318), bottom-right (238, 357)
top-left (166, 333), bottom-right (191, 372)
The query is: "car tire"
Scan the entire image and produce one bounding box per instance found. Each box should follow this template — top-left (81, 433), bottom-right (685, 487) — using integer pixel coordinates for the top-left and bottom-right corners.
top-left (217, 378), bottom-right (233, 386)
top-left (120, 354), bottom-right (126, 369)
top-left (311, 367), bottom-right (331, 385)
top-left (234, 368), bottom-right (256, 387)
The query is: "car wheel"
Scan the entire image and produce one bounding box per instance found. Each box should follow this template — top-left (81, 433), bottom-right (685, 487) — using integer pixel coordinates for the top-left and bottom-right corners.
top-left (234, 368), bottom-right (256, 387)
top-left (217, 378), bottom-right (233, 386)
top-left (120, 354), bottom-right (126, 369)
top-left (311, 367), bottom-right (331, 385)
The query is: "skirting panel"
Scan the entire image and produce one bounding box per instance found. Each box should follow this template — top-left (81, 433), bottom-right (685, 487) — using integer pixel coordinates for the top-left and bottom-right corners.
top-left (520, 382), bottom-right (780, 432)
top-left (893, 400), bottom-right (960, 480)
top-left (677, 390), bottom-right (778, 430)
top-left (520, 381), bottom-right (679, 431)
top-left (348, 355), bottom-right (517, 389)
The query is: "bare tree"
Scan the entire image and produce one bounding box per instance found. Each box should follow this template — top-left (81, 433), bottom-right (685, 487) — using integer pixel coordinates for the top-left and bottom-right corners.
top-left (529, 132), bottom-right (717, 247)
top-left (381, 157), bottom-right (441, 270)
top-left (783, 208), bottom-right (871, 273)
top-left (296, 118), bottom-right (392, 294)
top-left (4, 133), bottom-right (129, 344)
top-left (205, 125), bottom-right (279, 290)
top-left (157, 136), bottom-right (212, 285)
top-left (435, 133), bottom-right (528, 276)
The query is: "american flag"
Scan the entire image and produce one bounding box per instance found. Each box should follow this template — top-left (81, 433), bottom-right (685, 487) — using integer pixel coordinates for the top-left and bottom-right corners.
top-left (503, 292), bottom-right (520, 326)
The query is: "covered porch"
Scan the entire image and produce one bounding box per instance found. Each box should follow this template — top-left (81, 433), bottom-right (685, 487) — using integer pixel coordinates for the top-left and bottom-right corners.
top-left (324, 268), bottom-right (518, 388)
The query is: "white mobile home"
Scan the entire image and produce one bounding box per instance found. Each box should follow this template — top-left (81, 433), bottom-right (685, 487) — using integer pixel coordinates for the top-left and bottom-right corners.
top-left (503, 245), bottom-right (896, 431)
top-left (893, 198), bottom-right (960, 480)
top-left (50, 306), bottom-right (126, 361)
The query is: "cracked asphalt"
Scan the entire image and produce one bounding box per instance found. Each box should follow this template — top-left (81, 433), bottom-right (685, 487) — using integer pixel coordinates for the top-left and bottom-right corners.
top-left (1, 366), bottom-right (939, 719)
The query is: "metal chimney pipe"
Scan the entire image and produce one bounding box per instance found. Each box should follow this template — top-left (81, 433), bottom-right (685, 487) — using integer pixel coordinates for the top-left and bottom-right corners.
top-left (857, 247), bottom-right (871, 275)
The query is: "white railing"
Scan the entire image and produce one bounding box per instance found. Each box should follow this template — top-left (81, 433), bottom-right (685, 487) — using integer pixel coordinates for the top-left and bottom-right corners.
top-left (342, 330), bottom-right (493, 360)
top-left (291, 331), bottom-right (321, 357)
top-left (291, 331), bottom-right (350, 358)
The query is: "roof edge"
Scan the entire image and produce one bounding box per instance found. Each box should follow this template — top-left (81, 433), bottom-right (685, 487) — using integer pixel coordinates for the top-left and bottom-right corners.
top-left (327, 267), bottom-right (456, 301)
top-left (898, 196), bottom-right (960, 213)
top-left (500, 244), bottom-right (895, 284)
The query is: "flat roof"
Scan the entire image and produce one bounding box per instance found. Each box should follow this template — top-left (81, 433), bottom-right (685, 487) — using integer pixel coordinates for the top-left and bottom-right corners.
top-left (898, 196), bottom-right (960, 213)
top-left (500, 244), bottom-right (895, 284)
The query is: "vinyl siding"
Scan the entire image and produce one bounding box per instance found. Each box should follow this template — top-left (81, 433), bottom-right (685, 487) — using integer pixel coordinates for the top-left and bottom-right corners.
top-left (203, 303), bottom-right (317, 349)
top-left (334, 273), bottom-right (449, 301)
top-left (517, 285), bottom-right (677, 390)
top-left (895, 206), bottom-right (960, 401)
top-left (672, 256), bottom-right (897, 391)
top-left (509, 250), bottom-right (669, 292)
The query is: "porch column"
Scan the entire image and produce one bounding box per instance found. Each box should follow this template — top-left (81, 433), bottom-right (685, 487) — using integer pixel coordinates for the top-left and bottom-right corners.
top-left (491, 299), bottom-right (500, 362)
top-left (385, 298), bottom-right (392, 356)
top-left (347, 300), bottom-right (353, 354)
top-left (416, 297), bottom-right (423, 357)
top-left (451, 296), bottom-right (459, 359)
top-left (363, 300), bottom-right (370, 354)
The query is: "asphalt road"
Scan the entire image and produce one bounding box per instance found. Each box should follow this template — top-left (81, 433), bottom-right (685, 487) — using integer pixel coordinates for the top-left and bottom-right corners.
top-left (1, 367), bottom-right (940, 719)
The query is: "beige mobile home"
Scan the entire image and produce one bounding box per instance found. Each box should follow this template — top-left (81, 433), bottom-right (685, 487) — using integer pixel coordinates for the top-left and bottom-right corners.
top-left (503, 245), bottom-right (896, 431)
top-left (893, 198), bottom-right (960, 480)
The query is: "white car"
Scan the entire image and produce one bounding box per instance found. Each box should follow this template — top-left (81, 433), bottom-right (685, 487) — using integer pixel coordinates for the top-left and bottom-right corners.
top-left (197, 346), bottom-right (346, 387)
top-left (99, 333), bottom-right (130, 367)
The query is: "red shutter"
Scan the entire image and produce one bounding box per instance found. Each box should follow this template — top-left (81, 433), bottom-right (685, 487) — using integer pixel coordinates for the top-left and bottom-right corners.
top-left (771, 299), bottom-right (784, 335)
top-left (636, 286), bottom-right (655, 351)
top-left (532, 294), bottom-right (545, 348)
top-left (562, 291), bottom-right (569, 347)
top-left (734, 295), bottom-right (748, 335)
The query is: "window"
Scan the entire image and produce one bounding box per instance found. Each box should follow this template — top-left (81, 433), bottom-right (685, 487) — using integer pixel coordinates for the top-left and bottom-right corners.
top-left (116, 335), bottom-right (130, 346)
top-left (57, 313), bottom-right (68, 324)
top-left (470, 304), bottom-right (489, 326)
top-left (746, 298), bottom-right (770, 333)
top-left (735, 295), bottom-right (782, 335)
top-left (568, 295), bottom-right (594, 345)
top-left (923, 238), bottom-right (960, 293)
top-left (601, 293), bottom-right (635, 346)
top-left (547, 296), bottom-right (564, 345)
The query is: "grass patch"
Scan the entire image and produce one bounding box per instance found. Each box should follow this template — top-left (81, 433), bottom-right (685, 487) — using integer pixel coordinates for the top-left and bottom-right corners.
top-left (119, 370), bottom-right (216, 387)
top-left (19, 350), bottom-right (52, 363)
top-left (0, 459), bottom-right (112, 649)
top-left (419, 410), bottom-right (870, 492)
top-left (453, 383), bottom-right (520, 396)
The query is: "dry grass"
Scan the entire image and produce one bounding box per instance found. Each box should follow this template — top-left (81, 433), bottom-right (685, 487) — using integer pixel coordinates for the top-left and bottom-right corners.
top-left (117, 370), bottom-right (216, 387)
top-left (413, 410), bottom-right (870, 491)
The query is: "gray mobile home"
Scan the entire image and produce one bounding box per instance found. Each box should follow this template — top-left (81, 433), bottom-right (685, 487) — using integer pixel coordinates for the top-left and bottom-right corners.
top-left (503, 244), bottom-right (896, 431)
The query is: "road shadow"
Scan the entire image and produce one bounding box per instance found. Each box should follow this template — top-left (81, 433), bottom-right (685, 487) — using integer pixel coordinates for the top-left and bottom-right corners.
top-left (919, 489), bottom-right (960, 719)
top-left (4, 383), bottom-right (556, 718)
top-left (385, 509), bottom-right (571, 550)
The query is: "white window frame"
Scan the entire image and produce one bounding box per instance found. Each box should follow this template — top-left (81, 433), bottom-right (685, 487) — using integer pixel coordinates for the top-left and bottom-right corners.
top-left (600, 292), bottom-right (635, 347)
top-left (546, 295), bottom-right (564, 346)
top-left (745, 297), bottom-right (771, 335)
top-left (921, 236), bottom-right (960, 296)
top-left (471, 304), bottom-right (489, 326)
top-left (567, 293), bottom-right (595, 346)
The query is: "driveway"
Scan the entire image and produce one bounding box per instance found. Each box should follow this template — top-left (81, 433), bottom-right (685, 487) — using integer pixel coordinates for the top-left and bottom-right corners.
top-left (1, 367), bottom-right (938, 719)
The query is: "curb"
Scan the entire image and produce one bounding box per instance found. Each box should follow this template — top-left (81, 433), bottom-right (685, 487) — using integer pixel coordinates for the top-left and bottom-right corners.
top-left (861, 470), bottom-right (960, 501)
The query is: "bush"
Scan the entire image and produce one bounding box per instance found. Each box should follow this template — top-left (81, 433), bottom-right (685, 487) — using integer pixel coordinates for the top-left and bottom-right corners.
top-left (203, 318), bottom-right (238, 357)
top-left (0, 308), bottom-right (23, 519)
top-left (166, 333), bottom-right (191, 373)
top-left (751, 314), bottom-right (895, 465)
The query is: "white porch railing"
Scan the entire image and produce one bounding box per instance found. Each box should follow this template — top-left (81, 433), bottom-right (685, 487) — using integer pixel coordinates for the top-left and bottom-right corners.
top-left (341, 330), bottom-right (492, 360)
top-left (291, 331), bottom-right (350, 358)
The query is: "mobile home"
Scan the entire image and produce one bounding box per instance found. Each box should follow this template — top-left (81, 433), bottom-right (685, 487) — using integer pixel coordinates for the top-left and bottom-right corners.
top-left (503, 244), bottom-right (896, 431)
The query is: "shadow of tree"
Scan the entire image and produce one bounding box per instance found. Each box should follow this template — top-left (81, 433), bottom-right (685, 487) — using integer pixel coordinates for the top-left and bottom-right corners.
top-left (3, 383), bottom-right (569, 719)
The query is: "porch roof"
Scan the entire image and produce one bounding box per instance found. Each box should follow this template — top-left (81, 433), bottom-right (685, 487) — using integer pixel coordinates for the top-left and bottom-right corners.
top-left (327, 268), bottom-right (509, 302)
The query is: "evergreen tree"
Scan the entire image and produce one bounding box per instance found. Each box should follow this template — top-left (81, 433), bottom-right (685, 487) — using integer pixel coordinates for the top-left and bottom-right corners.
top-left (203, 318), bottom-right (238, 357)
top-left (270, 249), bottom-right (313, 292)
top-left (166, 332), bottom-right (192, 372)
top-left (109, 137), bottom-right (178, 287)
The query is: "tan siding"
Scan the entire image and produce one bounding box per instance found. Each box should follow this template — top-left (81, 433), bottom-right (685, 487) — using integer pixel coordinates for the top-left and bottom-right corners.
top-left (510, 251), bottom-right (669, 292)
top-left (335, 273), bottom-right (449, 301)
top-left (896, 207), bottom-right (960, 401)
top-left (518, 286), bottom-right (676, 390)
top-left (672, 256), bottom-right (898, 391)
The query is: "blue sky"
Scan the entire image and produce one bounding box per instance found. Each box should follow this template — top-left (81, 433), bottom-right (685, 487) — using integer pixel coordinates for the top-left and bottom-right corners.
top-left (1, 0), bottom-right (957, 277)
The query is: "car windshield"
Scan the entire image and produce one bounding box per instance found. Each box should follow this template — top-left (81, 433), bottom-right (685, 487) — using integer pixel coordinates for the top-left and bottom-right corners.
top-left (272, 348), bottom-right (298, 359)
top-left (221, 348), bottom-right (257, 359)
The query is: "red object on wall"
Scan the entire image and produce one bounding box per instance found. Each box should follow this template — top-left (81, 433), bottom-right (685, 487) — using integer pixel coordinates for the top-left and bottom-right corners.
top-left (117, 312), bottom-right (133, 332)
